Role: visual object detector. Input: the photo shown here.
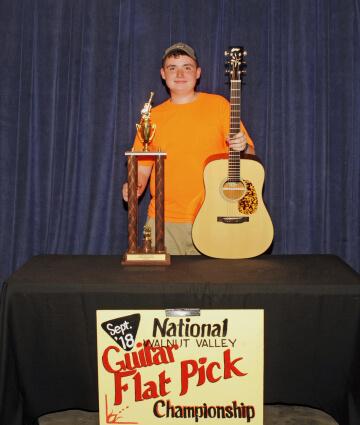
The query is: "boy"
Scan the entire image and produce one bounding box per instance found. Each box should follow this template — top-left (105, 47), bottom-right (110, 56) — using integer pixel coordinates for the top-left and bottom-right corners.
top-left (123, 42), bottom-right (254, 254)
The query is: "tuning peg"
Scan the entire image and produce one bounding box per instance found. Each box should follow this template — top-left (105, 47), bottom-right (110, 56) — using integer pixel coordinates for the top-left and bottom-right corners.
top-left (243, 50), bottom-right (248, 57)
top-left (224, 50), bottom-right (230, 56)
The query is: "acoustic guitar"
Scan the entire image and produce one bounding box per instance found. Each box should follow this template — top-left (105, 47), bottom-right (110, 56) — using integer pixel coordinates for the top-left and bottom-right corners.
top-left (192, 47), bottom-right (274, 258)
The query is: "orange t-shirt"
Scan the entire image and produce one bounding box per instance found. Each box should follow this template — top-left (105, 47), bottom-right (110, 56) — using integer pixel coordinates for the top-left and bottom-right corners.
top-left (133, 92), bottom-right (254, 223)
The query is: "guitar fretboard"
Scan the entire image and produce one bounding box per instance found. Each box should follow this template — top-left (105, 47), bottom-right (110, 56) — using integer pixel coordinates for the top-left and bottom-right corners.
top-left (228, 80), bottom-right (241, 182)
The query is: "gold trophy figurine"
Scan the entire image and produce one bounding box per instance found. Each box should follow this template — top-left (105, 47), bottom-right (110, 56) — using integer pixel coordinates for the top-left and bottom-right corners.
top-left (142, 224), bottom-right (152, 253)
top-left (136, 91), bottom-right (156, 152)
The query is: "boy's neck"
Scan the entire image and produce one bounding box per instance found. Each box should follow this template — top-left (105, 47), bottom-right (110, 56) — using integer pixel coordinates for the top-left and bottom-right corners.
top-left (170, 91), bottom-right (199, 104)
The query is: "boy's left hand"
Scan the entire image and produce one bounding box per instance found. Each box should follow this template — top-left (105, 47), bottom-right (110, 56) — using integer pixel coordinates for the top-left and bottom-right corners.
top-left (227, 131), bottom-right (248, 151)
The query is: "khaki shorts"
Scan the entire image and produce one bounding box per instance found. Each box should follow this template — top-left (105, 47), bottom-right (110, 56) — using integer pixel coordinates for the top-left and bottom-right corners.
top-left (146, 217), bottom-right (201, 255)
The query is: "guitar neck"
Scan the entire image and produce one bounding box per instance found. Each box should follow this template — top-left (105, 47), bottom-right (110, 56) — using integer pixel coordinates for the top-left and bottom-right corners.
top-left (228, 79), bottom-right (242, 182)
top-left (229, 79), bottom-right (242, 138)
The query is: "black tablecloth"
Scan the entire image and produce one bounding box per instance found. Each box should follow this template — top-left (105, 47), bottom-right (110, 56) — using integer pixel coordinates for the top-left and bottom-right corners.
top-left (0, 254), bottom-right (359, 425)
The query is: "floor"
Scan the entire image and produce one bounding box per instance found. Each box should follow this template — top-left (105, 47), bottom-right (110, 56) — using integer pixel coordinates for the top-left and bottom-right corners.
top-left (38, 404), bottom-right (339, 425)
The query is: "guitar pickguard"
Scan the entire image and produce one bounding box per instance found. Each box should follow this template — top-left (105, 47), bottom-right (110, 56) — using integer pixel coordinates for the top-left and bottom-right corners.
top-left (238, 180), bottom-right (258, 214)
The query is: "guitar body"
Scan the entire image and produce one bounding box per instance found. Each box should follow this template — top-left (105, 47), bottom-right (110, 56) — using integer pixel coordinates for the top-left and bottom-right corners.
top-left (192, 155), bottom-right (274, 258)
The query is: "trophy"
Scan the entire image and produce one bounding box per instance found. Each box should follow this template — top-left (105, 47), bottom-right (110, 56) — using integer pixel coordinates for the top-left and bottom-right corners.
top-left (122, 92), bottom-right (170, 265)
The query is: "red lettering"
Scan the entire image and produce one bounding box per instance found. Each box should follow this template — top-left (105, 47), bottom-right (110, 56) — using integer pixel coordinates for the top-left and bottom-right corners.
top-left (180, 359), bottom-right (198, 395)
top-left (180, 350), bottom-right (247, 396)
top-left (158, 370), bottom-right (171, 396)
top-left (113, 370), bottom-right (136, 405)
top-left (102, 345), bottom-right (120, 373)
top-left (133, 370), bottom-right (171, 401)
top-left (223, 349), bottom-right (247, 379)
top-left (206, 361), bottom-right (221, 383)
top-left (133, 372), bottom-right (158, 401)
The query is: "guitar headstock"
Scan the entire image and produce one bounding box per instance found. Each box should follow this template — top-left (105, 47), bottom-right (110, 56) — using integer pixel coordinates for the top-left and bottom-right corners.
top-left (225, 47), bottom-right (247, 82)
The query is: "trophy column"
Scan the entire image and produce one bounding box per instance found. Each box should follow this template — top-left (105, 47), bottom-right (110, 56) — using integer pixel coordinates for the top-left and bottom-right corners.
top-left (126, 154), bottom-right (138, 254)
top-left (122, 151), bottom-right (170, 265)
top-left (155, 154), bottom-right (165, 253)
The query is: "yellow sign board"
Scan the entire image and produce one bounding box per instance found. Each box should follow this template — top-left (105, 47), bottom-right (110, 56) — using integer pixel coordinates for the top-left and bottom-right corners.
top-left (97, 309), bottom-right (263, 424)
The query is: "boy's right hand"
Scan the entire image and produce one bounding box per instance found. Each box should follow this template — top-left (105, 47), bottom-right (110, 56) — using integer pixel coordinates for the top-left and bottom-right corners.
top-left (122, 182), bottom-right (144, 202)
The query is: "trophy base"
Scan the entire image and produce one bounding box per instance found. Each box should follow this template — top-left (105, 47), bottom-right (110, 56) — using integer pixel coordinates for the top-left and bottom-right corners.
top-left (122, 251), bottom-right (171, 266)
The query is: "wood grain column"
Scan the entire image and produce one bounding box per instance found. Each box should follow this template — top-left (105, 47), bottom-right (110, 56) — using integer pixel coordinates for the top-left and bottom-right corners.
top-left (127, 155), bottom-right (138, 253)
top-left (155, 155), bottom-right (165, 253)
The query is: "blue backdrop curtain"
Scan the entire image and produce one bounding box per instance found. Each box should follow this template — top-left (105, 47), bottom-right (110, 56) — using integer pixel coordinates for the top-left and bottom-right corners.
top-left (0, 0), bottom-right (359, 283)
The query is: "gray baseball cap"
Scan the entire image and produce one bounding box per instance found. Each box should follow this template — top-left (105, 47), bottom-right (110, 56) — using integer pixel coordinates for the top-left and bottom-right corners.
top-left (162, 42), bottom-right (197, 62)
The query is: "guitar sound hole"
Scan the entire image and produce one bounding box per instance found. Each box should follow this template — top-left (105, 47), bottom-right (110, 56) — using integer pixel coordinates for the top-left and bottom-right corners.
top-left (222, 180), bottom-right (247, 201)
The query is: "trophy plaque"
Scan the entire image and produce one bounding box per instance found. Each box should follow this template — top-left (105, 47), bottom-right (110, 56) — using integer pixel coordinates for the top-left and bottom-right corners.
top-left (122, 92), bottom-right (170, 265)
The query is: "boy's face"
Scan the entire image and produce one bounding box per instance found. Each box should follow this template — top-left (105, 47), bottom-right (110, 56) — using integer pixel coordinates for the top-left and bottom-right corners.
top-left (160, 55), bottom-right (201, 95)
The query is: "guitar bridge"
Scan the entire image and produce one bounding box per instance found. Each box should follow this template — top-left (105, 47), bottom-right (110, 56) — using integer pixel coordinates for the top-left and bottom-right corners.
top-left (217, 216), bottom-right (249, 224)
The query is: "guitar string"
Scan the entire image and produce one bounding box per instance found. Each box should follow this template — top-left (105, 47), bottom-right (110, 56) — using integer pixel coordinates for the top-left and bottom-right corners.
top-left (228, 80), bottom-right (241, 217)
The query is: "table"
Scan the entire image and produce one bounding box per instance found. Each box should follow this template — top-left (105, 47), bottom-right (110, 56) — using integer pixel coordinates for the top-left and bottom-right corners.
top-left (0, 254), bottom-right (359, 425)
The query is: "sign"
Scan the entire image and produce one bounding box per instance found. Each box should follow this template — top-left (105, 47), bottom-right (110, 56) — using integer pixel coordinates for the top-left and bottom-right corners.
top-left (97, 309), bottom-right (264, 424)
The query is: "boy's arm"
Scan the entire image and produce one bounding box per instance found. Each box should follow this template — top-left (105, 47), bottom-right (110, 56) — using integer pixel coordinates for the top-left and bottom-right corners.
top-left (122, 164), bottom-right (153, 202)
